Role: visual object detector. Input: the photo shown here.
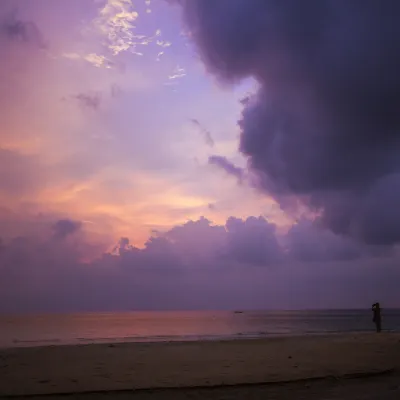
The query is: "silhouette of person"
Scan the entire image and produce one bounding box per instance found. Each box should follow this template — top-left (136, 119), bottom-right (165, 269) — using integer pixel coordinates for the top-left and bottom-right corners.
top-left (372, 303), bottom-right (382, 333)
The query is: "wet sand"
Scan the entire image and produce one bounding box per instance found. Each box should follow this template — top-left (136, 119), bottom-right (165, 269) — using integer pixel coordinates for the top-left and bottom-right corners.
top-left (1, 333), bottom-right (400, 398)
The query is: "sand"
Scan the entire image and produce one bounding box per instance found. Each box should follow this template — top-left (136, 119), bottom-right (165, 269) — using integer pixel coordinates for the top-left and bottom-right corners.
top-left (1, 333), bottom-right (400, 398)
top-left (19, 372), bottom-right (400, 400)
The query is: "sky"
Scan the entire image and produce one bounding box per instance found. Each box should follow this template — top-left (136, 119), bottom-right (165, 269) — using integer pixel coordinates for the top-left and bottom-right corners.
top-left (1, 0), bottom-right (400, 313)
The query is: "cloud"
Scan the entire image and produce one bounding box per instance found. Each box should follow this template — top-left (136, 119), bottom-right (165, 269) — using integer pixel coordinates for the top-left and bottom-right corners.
top-left (1, 11), bottom-right (45, 48)
top-left (208, 155), bottom-right (244, 183)
top-left (224, 216), bottom-right (282, 266)
top-left (67, 84), bottom-right (123, 111)
top-left (177, 1), bottom-right (400, 245)
top-left (84, 53), bottom-right (113, 68)
top-left (190, 118), bottom-right (214, 147)
top-left (52, 219), bottom-right (82, 240)
top-left (95, 0), bottom-right (140, 56)
top-left (62, 52), bottom-right (114, 69)
top-left (168, 65), bottom-right (186, 80)
top-left (285, 219), bottom-right (362, 263)
top-left (58, 0), bottom-right (176, 81)
top-left (93, 0), bottom-right (170, 59)
top-left (73, 92), bottom-right (102, 110)
top-left (2, 214), bottom-right (399, 313)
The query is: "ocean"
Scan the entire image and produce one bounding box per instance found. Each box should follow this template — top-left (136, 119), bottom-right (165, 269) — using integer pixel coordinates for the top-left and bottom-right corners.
top-left (1, 309), bottom-right (400, 348)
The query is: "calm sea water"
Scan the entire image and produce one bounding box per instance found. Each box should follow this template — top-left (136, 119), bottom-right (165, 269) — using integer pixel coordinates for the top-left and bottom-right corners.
top-left (1, 310), bottom-right (400, 348)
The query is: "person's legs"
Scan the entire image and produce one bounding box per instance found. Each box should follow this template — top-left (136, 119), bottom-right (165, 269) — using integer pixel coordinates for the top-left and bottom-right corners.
top-left (376, 320), bottom-right (382, 333)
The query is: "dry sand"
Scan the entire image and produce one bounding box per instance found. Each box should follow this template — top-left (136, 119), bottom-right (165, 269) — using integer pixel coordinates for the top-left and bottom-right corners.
top-left (1, 333), bottom-right (400, 398)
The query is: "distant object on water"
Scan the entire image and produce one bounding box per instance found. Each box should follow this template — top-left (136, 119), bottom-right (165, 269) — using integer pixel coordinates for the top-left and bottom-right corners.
top-left (234, 311), bottom-right (244, 314)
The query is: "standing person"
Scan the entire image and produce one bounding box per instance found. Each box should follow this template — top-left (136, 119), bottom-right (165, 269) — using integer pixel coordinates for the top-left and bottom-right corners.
top-left (372, 303), bottom-right (382, 333)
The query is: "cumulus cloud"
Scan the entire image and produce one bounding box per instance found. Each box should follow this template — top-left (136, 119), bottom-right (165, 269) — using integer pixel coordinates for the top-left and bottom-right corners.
top-left (177, 0), bottom-right (400, 245)
top-left (224, 216), bottom-right (282, 266)
top-left (1, 214), bottom-right (398, 313)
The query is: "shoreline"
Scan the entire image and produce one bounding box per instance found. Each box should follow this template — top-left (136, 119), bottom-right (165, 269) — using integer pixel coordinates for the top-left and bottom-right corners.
top-left (1, 332), bottom-right (400, 397)
top-left (0, 329), bottom-right (387, 350)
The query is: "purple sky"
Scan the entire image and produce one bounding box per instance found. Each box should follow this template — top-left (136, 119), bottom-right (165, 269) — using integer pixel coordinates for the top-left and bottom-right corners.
top-left (1, 0), bottom-right (399, 313)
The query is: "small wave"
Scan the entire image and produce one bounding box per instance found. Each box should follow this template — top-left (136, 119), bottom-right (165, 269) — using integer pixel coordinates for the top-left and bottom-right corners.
top-left (73, 334), bottom-right (240, 344)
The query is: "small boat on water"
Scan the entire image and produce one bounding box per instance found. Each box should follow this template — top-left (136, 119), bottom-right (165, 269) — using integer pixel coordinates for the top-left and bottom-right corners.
top-left (234, 311), bottom-right (244, 314)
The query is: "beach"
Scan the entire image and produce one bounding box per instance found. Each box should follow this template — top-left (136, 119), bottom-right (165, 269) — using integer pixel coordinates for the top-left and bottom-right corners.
top-left (1, 333), bottom-right (400, 398)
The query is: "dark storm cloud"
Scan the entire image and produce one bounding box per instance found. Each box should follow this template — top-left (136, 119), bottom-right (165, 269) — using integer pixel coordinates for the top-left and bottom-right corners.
top-left (208, 155), bottom-right (244, 183)
top-left (177, 0), bottom-right (400, 245)
top-left (286, 219), bottom-right (362, 263)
